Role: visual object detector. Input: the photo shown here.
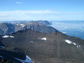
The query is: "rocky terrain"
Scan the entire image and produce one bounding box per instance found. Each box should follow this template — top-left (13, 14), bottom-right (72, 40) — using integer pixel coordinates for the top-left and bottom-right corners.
top-left (0, 21), bottom-right (51, 35)
top-left (0, 23), bottom-right (84, 63)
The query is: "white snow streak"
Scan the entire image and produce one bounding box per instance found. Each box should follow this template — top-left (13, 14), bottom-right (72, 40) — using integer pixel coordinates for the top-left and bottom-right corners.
top-left (2, 35), bottom-right (14, 38)
top-left (65, 39), bottom-right (81, 48)
top-left (20, 24), bottom-right (25, 27)
top-left (10, 36), bottom-right (14, 38)
top-left (65, 40), bottom-right (72, 44)
top-left (38, 37), bottom-right (47, 41)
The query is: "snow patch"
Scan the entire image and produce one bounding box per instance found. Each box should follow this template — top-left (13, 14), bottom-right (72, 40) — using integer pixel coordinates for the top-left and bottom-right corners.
top-left (20, 24), bottom-right (25, 27)
top-left (73, 43), bottom-right (76, 45)
top-left (2, 35), bottom-right (9, 38)
top-left (14, 55), bottom-right (32, 63)
top-left (65, 40), bottom-right (72, 44)
top-left (65, 39), bottom-right (77, 45)
top-left (10, 35), bottom-right (14, 38)
top-left (2, 35), bottom-right (14, 38)
top-left (38, 37), bottom-right (47, 41)
top-left (65, 39), bottom-right (81, 48)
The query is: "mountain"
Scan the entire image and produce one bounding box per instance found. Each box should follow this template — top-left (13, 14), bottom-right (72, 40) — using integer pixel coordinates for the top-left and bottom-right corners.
top-left (0, 21), bottom-right (52, 35)
top-left (25, 22), bottom-right (56, 33)
top-left (0, 26), bottom-right (84, 63)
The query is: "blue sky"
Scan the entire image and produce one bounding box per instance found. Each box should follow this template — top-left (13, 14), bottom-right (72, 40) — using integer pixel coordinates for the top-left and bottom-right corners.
top-left (0, 0), bottom-right (84, 21)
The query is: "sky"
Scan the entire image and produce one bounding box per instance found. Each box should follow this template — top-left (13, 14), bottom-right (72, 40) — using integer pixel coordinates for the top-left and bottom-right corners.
top-left (0, 0), bottom-right (84, 21)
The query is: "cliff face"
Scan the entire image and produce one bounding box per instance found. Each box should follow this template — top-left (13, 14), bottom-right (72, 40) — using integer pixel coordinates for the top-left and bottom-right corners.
top-left (0, 28), bottom-right (84, 63)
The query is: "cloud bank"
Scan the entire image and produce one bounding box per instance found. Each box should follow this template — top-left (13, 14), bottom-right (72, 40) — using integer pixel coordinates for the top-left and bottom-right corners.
top-left (0, 10), bottom-right (84, 21)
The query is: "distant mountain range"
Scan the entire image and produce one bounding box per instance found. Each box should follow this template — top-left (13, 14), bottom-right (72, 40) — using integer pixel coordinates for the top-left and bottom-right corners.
top-left (0, 21), bottom-right (84, 63)
top-left (1, 20), bottom-right (84, 40)
top-left (0, 20), bottom-right (52, 35)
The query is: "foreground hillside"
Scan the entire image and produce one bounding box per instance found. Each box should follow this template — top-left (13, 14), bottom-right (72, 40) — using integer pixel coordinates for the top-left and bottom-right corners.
top-left (0, 26), bottom-right (84, 63)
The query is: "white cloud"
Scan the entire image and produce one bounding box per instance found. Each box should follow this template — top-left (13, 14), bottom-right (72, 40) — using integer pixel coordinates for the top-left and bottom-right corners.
top-left (16, 2), bottom-right (23, 4)
top-left (0, 10), bottom-right (84, 21)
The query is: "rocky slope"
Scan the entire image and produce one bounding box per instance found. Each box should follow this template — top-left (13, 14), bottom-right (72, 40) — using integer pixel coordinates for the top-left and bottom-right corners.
top-left (0, 27), bottom-right (84, 63)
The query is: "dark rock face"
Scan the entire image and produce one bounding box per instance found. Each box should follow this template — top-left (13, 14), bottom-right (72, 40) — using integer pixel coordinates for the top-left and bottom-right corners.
top-left (1, 29), bottom-right (84, 63)
top-left (0, 49), bottom-right (25, 63)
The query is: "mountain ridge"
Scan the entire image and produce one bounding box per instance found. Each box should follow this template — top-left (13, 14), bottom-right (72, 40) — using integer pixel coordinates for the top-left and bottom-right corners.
top-left (0, 28), bottom-right (84, 63)
top-left (0, 21), bottom-right (53, 35)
